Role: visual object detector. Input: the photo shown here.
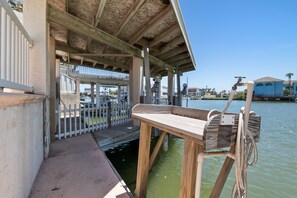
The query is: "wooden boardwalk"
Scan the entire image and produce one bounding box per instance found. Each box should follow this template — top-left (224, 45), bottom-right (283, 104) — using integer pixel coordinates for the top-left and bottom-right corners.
top-left (30, 134), bottom-right (133, 198)
top-left (93, 121), bottom-right (140, 151)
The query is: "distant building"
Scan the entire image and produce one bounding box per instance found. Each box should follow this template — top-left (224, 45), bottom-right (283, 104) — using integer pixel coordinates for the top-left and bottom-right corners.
top-left (254, 77), bottom-right (284, 98)
top-left (188, 87), bottom-right (201, 97)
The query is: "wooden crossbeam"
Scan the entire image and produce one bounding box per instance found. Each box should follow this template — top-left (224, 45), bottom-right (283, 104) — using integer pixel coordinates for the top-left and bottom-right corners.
top-left (86, 0), bottom-right (107, 50)
top-left (48, 4), bottom-right (174, 72)
top-left (159, 35), bottom-right (184, 54)
top-left (71, 53), bottom-right (133, 58)
top-left (56, 41), bottom-right (129, 70)
top-left (95, 0), bottom-right (107, 27)
top-left (172, 58), bottom-right (192, 66)
top-left (113, 0), bottom-right (146, 36)
top-left (129, 5), bottom-right (173, 45)
top-left (165, 52), bottom-right (189, 64)
top-left (157, 45), bottom-right (188, 60)
top-left (149, 24), bottom-right (179, 47)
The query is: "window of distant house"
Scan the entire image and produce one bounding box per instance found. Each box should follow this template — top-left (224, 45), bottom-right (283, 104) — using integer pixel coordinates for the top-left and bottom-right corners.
top-left (256, 83), bottom-right (263, 87)
top-left (265, 83), bottom-right (272, 86)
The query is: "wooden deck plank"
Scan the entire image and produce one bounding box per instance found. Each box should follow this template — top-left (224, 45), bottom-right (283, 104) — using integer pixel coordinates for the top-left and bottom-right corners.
top-left (30, 134), bottom-right (132, 198)
top-left (133, 113), bottom-right (206, 141)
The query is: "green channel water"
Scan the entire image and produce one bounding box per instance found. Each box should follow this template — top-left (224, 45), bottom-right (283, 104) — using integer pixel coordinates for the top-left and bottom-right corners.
top-left (105, 100), bottom-right (297, 198)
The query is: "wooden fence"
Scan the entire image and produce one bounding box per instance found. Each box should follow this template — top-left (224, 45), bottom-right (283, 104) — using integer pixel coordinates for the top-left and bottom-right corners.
top-left (56, 102), bottom-right (132, 140)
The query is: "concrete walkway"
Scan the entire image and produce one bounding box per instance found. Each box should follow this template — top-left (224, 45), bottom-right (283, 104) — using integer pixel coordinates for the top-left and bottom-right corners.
top-left (30, 134), bottom-right (133, 198)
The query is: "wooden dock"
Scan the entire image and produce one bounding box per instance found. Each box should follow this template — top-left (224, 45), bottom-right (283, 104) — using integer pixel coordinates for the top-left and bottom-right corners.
top-left (93, 121), bottom-right (140, 151)
top-left (30, 134), bottom-right (133, 198)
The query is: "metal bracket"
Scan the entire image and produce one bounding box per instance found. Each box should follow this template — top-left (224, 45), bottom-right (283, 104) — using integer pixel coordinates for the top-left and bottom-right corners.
top-left (220, 115), bottom-right (235, 125)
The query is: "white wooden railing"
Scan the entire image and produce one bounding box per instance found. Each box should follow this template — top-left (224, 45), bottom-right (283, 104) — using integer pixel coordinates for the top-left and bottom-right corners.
top-left (56, 102), bottom-right (132, 140)
top-left (60, 73), bottom-right (76, 93)
top-left (0, 0), bottom-right (33, 92)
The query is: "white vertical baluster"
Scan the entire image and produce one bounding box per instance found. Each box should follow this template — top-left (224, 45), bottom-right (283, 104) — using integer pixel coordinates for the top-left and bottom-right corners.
top-left (0, 6), bottom-right (1, 79)
top-left (79, 104), bottom-right (82, 135)
top-left (58, 105), bottom-right (61, 140)
top-left (69, 104), bottom-right (72, 137)
top-left (74, 104), bottom-right (77, 136)
top-left (64, 105), bottom-right (67, 138)
top-left (88, 106), bottom-right (90, 133)
top-left (84, 105), bottom-right (86, 133)
top-left (92, 103), bottom-right (95, 132)
top-left (7, 16), bottom-right (11, 82)
top-left (1, 11), bottom-right (7, 80)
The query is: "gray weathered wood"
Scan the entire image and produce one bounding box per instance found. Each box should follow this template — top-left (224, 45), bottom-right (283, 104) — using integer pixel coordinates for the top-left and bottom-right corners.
top-left (157, 45), bottom-right (188, 60)
top-left (149, 24), bottom-right (179, 47)
top-left (159, 35), bottom-right (184, 54)
top-left (113, 0), bottom-right (146, 36)
top-left (48, 4), bottom-right (174, 72)
top-left (129, 5), bottom-right (173, 45)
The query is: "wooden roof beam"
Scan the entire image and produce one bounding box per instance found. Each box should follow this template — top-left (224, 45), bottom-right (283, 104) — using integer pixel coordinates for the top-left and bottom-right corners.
top-left (56, 41), bottom-right (129, 70)
top-left (149, 24), bottom-right (179, 47)
top-left (86, 0), bottom-right (108, 51)
top-left (48, 4), bottom-right (174, 72)
top-left (71, 53), bottom-right (133, 58)
top-left (159, 35), bottom-right (184, 54)
top-left (128, 4), bottom-right (173, 45)
top-left (97, 0), bottom-right (145, 55)
top-left (165, 52), bottom-right (189, 64)
top-left (172, 58), bottom-right (192, 66)
top-left (95, 0), bottom-right (107, 27)
top-left (157, 45), bottom-right (188, 60)
top-left (113, 0), bottom-right (146, 36)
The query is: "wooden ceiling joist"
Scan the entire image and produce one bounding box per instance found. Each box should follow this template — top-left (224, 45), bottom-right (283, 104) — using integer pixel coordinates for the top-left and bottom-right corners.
top-left (172, 58), bottom-right (192, 66)
top-left (157, 45), bottom-right (188, 60)
top-left (149, 24), bottom-right (179, 48)
top-left (165, 52), bottom-right (189, 64)
top-left (113, 0), bottom-right (146, 36)
top-left (56, 41), bottom-right (129, 70)
top-left (159, 35), bottom-right (184, 54)
top-left (95, 0), bottom-right (107, 27)
top-left (48, 4), bottom-right (174, 72)
top-left (71, 53), bottom-right (133, 58)
top-left (128, 4), bottom-right (173, 45)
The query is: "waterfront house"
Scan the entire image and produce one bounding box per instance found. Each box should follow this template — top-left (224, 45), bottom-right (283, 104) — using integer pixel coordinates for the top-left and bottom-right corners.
top-left (0, 0), bottom-right (196, 197)
top-left (188, 87), bottom-right (201, 97)
top-left (254, 77), bottom-right (284, 98)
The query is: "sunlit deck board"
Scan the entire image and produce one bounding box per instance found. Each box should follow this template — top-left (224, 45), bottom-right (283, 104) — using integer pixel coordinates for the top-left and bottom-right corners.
top-left (133, 113), bottom-right (206, 141)
top-left (30, 134), bottom-right (133, 198)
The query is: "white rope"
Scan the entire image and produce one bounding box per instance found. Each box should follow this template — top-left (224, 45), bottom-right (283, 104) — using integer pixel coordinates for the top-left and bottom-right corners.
top-left (232, 108), bottom-right (258, 198)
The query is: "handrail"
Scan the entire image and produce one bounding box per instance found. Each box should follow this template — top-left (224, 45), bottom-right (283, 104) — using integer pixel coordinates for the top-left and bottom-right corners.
top-left (0, 0), bottom-right (33, 46)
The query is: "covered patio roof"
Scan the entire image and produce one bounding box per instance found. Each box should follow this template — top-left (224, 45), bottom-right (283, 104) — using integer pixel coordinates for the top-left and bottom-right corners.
top-left (48, 0), bottom-right (196, 76)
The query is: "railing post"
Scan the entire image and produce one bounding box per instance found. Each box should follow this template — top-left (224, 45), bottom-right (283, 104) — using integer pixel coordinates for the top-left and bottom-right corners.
top-left (108, 102), bottom-right (112, 128)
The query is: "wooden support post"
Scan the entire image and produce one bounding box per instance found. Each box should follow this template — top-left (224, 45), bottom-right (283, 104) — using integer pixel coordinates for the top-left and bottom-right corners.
top-left (179, 139), bottom-right (200, 198)
top-left (49, 37), bottom-right (56, 144)
top-left (91, 82), bottom-right (95, 104)
top-left (144, 47), bottom-right (151, 104)
top-left (168, 70), bottom-right (174, 105)
top-left (135, 122), bottom-right (152, 198)
top-left (96, 82), bottom-right (100, 106)
top-left (176, 67), bottom-right (182, 106)
top-left (149, 131), bottom-right (167, 170)
top-left (209, 146), bottom-right (235, 198)
top-left (107, 102), bottom-right (112, 128)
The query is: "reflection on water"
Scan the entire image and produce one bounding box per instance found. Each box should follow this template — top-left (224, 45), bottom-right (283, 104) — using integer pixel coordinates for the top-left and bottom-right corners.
top-left (105, 100), bottom-right (297, 198)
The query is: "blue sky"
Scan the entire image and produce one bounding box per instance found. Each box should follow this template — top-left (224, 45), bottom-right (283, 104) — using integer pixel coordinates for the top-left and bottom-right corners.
top-left (177, 0), bottom-right (297, 91)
